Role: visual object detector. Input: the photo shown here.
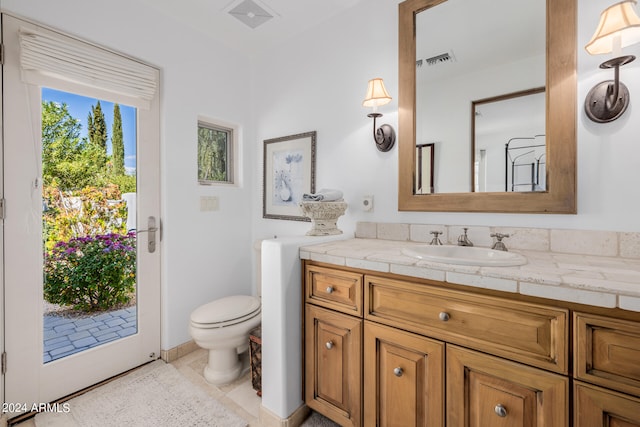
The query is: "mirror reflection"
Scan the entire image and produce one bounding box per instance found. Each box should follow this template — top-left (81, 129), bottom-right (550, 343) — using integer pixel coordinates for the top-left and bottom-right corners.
top-left (415, 0), bottom-right (545, 193)
top-left (415, 143), bottom-right (435, 194)
top-left (473, 88), bottom-right (545, 193)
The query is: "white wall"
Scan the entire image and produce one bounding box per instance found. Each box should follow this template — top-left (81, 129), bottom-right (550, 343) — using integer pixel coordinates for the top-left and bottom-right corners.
top-left (2, 0), bottom-right (256, 349)
top-left (253, 0), bottom-right (640, 241)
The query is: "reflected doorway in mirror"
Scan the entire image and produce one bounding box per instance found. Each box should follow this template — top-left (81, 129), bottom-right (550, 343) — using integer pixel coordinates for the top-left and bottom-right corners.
top-left (415, 143), bottom-right (435, 194)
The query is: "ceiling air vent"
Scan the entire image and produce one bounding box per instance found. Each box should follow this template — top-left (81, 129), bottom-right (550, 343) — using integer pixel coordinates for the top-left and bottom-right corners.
top-left (227, 0), bottom-right (277, 29)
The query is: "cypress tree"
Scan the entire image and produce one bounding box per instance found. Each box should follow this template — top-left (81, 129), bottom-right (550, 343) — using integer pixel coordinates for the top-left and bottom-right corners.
top-left (87, 112), bottom-right (94, 145)
top-left (112, 104), bottom-right (125, 176)
top-left (90, 101), bottom-right (108, 152)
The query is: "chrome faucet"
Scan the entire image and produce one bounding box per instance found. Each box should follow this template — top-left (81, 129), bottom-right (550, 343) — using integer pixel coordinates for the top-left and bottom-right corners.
top-left (429, 230), bottom-right (443, 245)
top-left (490, 233), bottom-right (510, 251)
top-left (457, 228), bottom-right (473, 247)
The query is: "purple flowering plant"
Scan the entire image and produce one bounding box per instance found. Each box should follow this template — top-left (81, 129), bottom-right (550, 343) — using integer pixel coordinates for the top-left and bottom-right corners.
top-left (44, 232), bottom-right (136, 312)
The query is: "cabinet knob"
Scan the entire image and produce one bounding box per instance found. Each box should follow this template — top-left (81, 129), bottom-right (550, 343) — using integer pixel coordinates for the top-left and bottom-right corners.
top-left (326, 286), bottom-right (334, 294)
top-left (439, 312), bottom-right (450, 322)
top-left (325, 341), bottom-right (334, 350)
top-left (393, 367), bottom-right (403, 377)
top-left (494, 404), bottom-right (507, 417)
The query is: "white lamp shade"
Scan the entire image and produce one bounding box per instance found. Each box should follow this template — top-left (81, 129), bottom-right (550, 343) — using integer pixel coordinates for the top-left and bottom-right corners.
top-left (586, 0), bottom-right (640, 54)
top-left (362, 78), bottom-right (392, 108)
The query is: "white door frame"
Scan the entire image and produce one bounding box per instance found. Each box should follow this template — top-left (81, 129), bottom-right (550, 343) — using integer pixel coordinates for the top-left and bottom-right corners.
top-left (2, 14), bottom-right (161, 417)
top-left (0, 11), bottom-right (5, 415)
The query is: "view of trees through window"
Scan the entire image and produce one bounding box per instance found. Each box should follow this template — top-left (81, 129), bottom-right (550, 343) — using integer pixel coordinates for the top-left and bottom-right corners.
top-left (198, 121), bottom-right (233, 184)
top-left (42, 91), bottom-right (136, 192)
top-left (42, 88), bottom-right (138, 319)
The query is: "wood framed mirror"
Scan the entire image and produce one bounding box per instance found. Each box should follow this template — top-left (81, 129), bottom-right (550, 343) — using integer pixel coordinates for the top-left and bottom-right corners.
top-left (398, 0), bottom-right (576, 213)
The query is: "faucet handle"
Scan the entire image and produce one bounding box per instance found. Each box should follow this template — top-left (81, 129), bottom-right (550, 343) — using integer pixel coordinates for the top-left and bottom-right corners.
top-left (490, 233), bottom-right (510, 251)
top-left (490, 232), bottom-right (510, 241)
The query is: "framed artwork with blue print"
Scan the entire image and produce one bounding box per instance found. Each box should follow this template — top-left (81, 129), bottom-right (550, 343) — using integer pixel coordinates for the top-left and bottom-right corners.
top-left (263, 131), bottom-right (316, 221)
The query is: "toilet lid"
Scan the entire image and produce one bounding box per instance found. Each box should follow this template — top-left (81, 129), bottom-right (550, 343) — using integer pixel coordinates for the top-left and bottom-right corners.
top-left (191, 295), bottom-right (261, 325)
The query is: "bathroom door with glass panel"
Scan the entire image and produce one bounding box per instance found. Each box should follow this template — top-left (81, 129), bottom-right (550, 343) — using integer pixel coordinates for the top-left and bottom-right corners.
top-left (2, 15), bottom-right (161, 415)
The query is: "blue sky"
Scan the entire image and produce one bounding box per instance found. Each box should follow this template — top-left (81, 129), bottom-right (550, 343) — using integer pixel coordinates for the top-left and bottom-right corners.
top-left (42, 88), bottom-right (137, 173)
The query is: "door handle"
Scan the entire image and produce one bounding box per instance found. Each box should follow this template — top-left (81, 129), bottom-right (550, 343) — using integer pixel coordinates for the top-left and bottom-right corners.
top-left (137, 216), bottom-right (159, 253)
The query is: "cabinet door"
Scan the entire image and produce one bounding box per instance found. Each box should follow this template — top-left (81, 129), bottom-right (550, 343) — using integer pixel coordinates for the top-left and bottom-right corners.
top-left (305, 304), bottom-right (362, 427)
top-left (364, 321), bottom-right (444, 427)
top-left (447, 345), bottom-right (568, 427)
top-left (575, 381), bottom-right (640, 427)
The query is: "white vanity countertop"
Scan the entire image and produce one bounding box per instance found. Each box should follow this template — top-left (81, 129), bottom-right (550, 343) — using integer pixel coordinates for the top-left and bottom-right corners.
top-left (299, 238), bottom-right (640, 312)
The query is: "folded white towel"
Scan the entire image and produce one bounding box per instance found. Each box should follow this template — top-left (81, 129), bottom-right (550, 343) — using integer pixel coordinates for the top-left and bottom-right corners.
top-left (302, 189), bottom-right (344, 202)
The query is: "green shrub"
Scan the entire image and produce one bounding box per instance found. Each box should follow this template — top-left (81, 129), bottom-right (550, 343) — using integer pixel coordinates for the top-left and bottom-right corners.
top-left (44, 232), bottom-right (136, 312)
top-left (108, 174), bottom-right (137, 194)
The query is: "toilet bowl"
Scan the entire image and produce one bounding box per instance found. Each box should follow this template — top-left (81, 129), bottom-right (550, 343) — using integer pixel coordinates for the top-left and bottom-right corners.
top-left (189, 294), bottom-right (261, 385)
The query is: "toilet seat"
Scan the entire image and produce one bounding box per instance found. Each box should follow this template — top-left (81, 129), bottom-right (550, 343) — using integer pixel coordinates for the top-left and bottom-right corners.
top-left (190, 295), bottom-right (261, 329)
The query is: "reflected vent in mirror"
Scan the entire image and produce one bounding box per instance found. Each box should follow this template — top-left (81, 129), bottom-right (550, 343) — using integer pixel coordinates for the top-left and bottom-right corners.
top-left (419, 51), bottom-right (457, 68)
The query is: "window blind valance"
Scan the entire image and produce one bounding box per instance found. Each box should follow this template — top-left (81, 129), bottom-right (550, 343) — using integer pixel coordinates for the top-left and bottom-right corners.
top-left (19, 28), bottom-right (158, 109)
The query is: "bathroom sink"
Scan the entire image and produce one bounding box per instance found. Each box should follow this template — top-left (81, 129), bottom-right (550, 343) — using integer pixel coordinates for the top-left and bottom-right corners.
top-left (401, 245), bottom-right (527, 267)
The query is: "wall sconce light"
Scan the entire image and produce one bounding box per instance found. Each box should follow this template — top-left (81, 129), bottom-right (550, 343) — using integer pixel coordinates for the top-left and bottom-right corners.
top-left (362, 78), bottom-right (396, 152)
top-left (584, 0), bottom-right (640, 123)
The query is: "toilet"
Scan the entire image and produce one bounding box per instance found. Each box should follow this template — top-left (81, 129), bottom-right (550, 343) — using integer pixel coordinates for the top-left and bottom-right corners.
top-left (189, 241), bottom-right (262, 385)
top-left (189, 295), bottom-right (261, 384)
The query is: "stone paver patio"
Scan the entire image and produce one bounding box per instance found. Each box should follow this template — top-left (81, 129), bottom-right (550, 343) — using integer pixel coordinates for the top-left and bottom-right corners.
top-left (43, 306), bottom-right (137, 363)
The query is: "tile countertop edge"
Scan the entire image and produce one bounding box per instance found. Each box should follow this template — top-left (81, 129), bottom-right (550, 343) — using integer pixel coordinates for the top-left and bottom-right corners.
top-left (299, 238), bottom-right (640, 313)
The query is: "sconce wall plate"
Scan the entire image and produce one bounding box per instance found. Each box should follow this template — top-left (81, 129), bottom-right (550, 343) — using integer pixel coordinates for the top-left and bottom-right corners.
top-left (585, 80), bottom-right (630, 123)
top-left (368, 113), bottom-right (396, 152)
top-left (584, 54), bottom-right (635, 123)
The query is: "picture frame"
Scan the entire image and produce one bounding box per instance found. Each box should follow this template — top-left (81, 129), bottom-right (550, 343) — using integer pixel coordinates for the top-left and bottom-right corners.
top-left (263, 131), bottom-right (316, 221)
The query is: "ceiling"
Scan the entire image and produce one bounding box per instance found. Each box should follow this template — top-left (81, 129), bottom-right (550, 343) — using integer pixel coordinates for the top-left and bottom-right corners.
top-left (136, 0), bottom-right (367, 57)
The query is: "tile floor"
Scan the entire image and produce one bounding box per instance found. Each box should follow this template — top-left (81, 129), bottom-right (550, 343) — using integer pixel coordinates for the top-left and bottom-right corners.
top-left (12, 348), bottom-right (338, 427)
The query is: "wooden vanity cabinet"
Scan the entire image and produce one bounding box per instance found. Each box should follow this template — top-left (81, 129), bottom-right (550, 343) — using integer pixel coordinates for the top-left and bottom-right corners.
top-left (302, 261), bottom-right (640, 427)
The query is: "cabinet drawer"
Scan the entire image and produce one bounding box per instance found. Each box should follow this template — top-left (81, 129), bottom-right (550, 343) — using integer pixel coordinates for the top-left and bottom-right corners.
top-left (574, 381), bottom-right (640, 427)
top-left (305, 265), bottom-right (363, 316)
top-left (575, 312), bottom-right (640, 396)
top-left (366, 275), bottom-right (568, 373)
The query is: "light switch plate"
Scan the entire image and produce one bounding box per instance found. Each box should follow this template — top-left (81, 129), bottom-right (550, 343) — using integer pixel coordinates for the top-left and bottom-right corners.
top-left (200, 196), bottom-right (219, 211)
